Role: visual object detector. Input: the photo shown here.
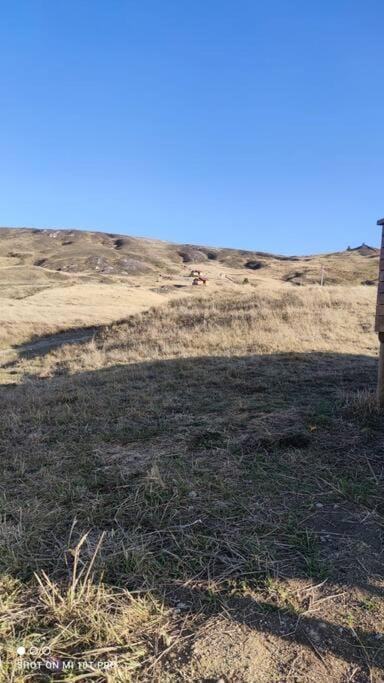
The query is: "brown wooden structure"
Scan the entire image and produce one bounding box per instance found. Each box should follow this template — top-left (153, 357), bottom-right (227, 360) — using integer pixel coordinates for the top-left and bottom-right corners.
top-left (376, 218), bottom-right (384, 408)
top-left (192, 276), bottom-right (207, 286)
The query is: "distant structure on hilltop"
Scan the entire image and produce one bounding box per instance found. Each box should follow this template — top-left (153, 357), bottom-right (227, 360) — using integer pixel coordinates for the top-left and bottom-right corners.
top-left (347, 243), bottom-right (377, 255)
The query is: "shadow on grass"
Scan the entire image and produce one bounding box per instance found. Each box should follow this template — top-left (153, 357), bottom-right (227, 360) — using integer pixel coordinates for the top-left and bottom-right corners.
top-left (0, 347), bottom-right (383, 675)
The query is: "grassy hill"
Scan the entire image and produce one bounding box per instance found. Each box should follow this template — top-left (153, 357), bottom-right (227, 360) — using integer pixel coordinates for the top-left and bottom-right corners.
top-left (0, 228), bottom-right (383, 681)
top-left (0, 226), bottom-right (379, 281)
top-left (0, 226), bottom-right (379, 348)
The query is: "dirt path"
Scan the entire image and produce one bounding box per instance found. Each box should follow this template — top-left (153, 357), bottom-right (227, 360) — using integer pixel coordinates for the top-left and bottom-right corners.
top-left (0, 328), bottom-right (96, 357)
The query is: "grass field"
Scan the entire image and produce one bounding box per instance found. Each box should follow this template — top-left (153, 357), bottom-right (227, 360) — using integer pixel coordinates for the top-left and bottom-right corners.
top-left (0, 227), bottom-right (379, 349)
top-left (1, 273), bottom-right (384, 681)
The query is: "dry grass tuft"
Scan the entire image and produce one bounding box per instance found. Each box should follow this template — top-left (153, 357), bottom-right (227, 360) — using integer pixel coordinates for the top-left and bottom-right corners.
top-left (342, 389), bottom-right (379, 419)
top-left (0, 534), bottom-right (178, 681)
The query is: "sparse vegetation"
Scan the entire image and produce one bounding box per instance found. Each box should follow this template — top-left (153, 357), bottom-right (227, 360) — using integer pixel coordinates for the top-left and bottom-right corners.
top-left (0, 227), bottom-right (379, 348)
top-left (0, 229), bottom-right (383, 681)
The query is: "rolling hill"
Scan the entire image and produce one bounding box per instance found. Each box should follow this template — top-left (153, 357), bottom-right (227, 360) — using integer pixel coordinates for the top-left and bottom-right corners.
top-left (0, 226), bottom-right (383, 681)
top-left (0, 226), bottom-right (379, 350)
top-left (0, 226), bottom-right (379, 282)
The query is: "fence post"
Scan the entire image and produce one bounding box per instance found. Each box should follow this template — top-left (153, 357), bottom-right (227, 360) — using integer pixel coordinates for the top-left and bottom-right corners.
top-left (376, 219), bottom-right (384, 409)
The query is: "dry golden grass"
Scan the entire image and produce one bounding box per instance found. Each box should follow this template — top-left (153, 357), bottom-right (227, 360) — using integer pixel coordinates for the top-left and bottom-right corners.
top-left (0, 226), bottom-right (379, 350)
top-left (0, 281), bottom-right (190, 348)
top-left (0, 225), bottom-right (382, 680)
top-left (1, 278), bottom-right (384, 681)
top-left (20, 284), bottom-right (376, 380)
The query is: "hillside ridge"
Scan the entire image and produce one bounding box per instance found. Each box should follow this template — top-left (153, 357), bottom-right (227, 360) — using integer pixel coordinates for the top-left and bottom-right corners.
top-left (0, 226), bottom-right (379, 277)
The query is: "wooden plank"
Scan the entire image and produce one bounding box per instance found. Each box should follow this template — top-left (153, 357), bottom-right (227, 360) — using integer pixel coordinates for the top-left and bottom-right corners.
top-left (378, 340), bottom-right (384, 409)
top-left (375, 316), bottom-right (384, 332)
top-left (377, 226), bottom-right (384, 408)
top-left (377, 226), bottom-right (384, 339)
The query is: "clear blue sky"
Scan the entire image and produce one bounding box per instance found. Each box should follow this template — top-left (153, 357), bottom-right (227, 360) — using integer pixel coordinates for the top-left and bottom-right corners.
top-left (0, 1), bottom-right (383, 254)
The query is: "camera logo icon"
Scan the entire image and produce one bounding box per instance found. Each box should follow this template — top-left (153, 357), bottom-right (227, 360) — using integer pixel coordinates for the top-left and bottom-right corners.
top-left (16, 645), bottom-right (51, 657)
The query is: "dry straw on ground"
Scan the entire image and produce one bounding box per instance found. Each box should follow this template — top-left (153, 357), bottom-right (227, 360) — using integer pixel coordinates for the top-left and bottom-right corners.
top-left (1, 278), bottom-right (384, 681)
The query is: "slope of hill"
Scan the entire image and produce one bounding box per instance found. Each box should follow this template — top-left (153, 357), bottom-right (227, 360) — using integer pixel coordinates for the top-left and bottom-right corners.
top-left (0, 226), bottom-right (379, 281)
top-left (0, 227), bottom-right (379, 349)
top-left (0, 225), bottom-right (382, 680)
top-left (0, 285), bottom-right (383, 681)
